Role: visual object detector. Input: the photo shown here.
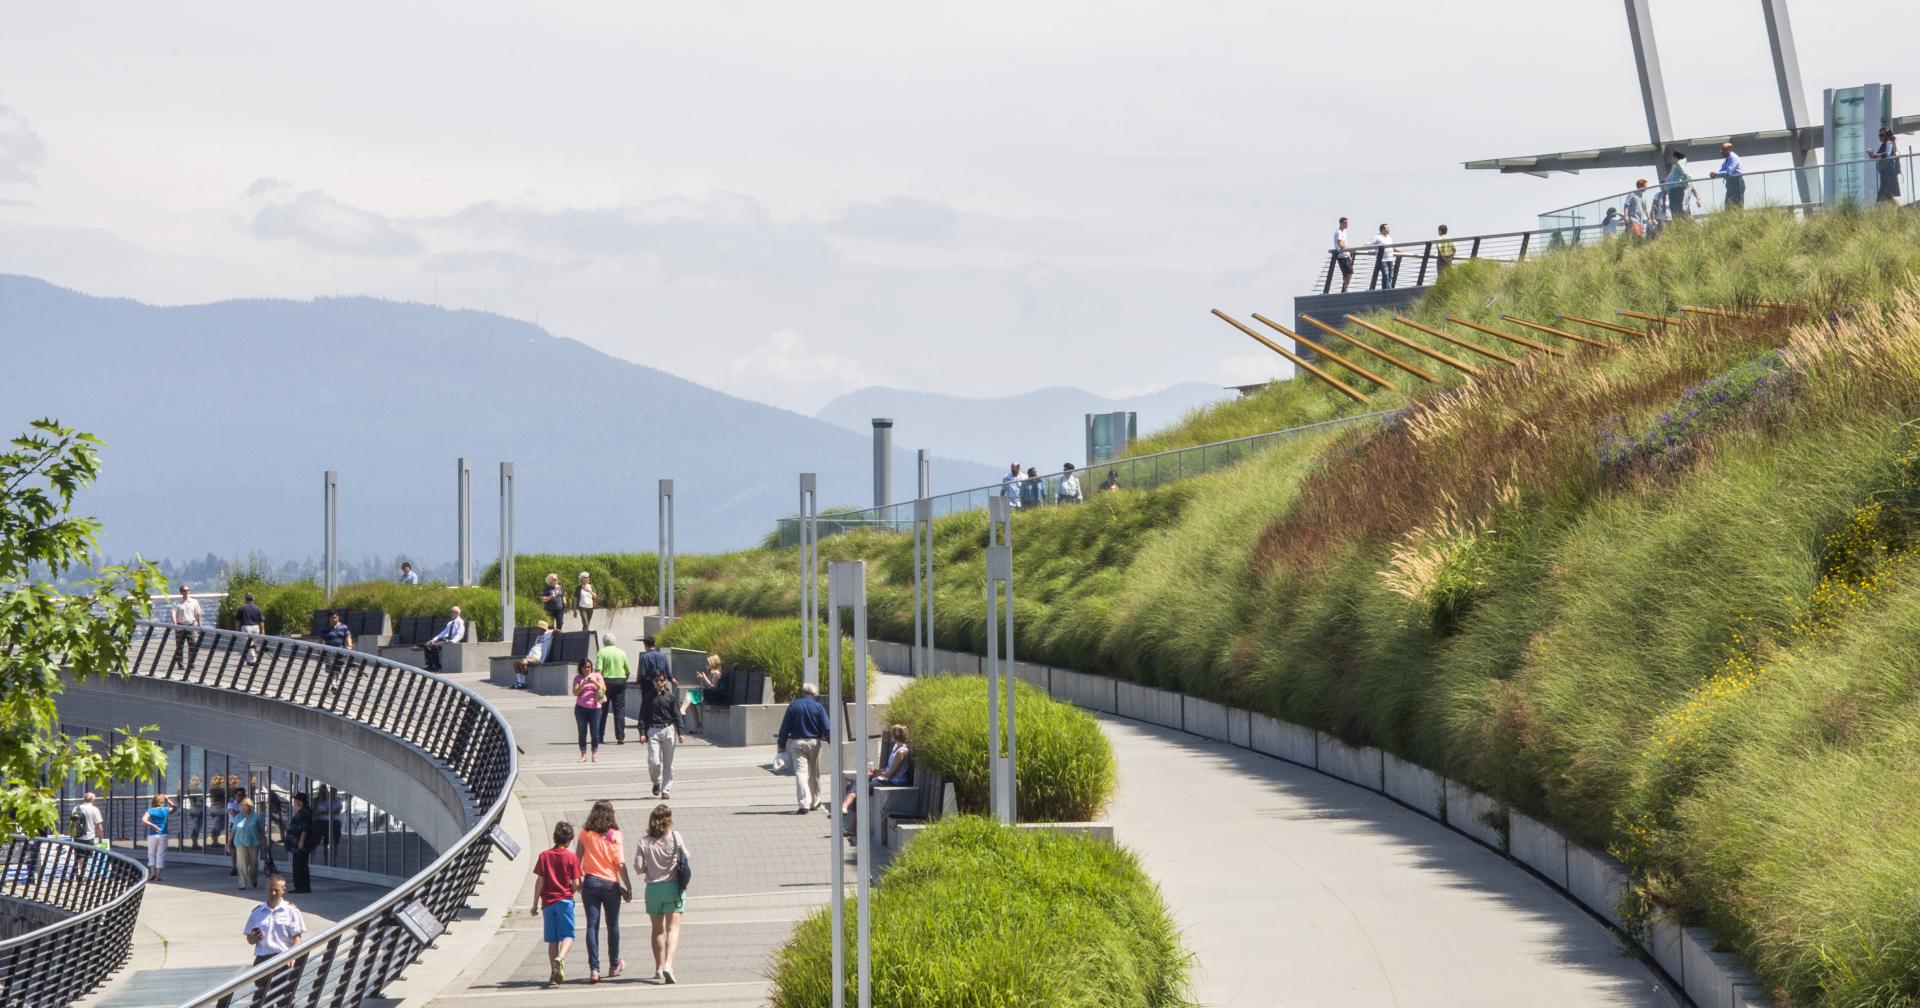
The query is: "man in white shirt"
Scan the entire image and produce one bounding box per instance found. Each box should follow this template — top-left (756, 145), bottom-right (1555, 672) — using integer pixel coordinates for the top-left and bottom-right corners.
top-left (1368, 223), bottom-right (1398, 290)
top-left (170, 584), bottom-right (204, 670)
top-left (72, 792), bottom-right (108, 877)
top-left (1057, 463), bottom-right (1083, 503)
top-left (243, 874), bottom-right (306, 966)
top-left (1332, 217), bottom-right (1354, 292)
top-left (422, 605), bottom-right (465, 672)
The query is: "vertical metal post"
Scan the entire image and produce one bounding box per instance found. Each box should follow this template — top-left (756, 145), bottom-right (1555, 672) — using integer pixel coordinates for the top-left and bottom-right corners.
top-left (800, 474), bottom-right (820, 680)
top-left (1622, 0), bottom-right (1675, 175)
top-left (457, 457), bottom-right (472, 586)
top-left (657, 480), bottom-right (675, 621)
top-left (499, 463), bottom-right (515, 632)
top-left (911, 450), bottom-right (934, 676)
top-left (826, 561), bottom-right (871, 1008)
top-left (323, 471), bottom-right (339, 600)
top-left (1760, 0), bottom-right (1817, 204)
top-left (985, 497), bottom-right (1016, 824)
top-left (871, 419), bottom-right (893, 509)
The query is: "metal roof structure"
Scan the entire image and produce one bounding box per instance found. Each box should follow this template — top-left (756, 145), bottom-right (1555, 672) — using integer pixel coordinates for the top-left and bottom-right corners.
top-left (1465, 116), bottom-right (1920, 177)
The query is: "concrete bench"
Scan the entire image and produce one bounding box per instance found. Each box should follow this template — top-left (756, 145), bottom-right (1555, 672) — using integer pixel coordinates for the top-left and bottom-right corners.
top-left (375, 616), bottom-right (497, 673)
top-left (486, 629), bottom-right (601, 694)
top-left (307, 609), bottom-right (389, 653)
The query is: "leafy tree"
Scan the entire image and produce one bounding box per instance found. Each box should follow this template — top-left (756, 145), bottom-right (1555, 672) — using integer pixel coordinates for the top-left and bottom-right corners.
top-left (0, 420), bottom-right (167, 836)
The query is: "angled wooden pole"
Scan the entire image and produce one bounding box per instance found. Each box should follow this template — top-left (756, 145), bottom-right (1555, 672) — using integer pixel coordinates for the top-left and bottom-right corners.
top-left (1753, 299), bottom-right (1800, 311)
top-left (1249, 313), bottom-right (1395, 389)
top-left (1558, 312), bottom-right (1647, 337)
top-left (1619, 309), bottom-right (1687, 327)
top-left (1497, 315), bottom-right (1616, 350)
top-left (1422, 315), bottom-right (1563, 357)
top-left (1298, 313), bottom-right (1438, 383)
top-left (1342, 314), bottom-right (1483, 378)
top-left (1679, 305), bottom-right (1757, 320)
top-left (1391, 317), bottom-right (1519, 366)
top-left (1213, 310), bottom-right (1372, 404)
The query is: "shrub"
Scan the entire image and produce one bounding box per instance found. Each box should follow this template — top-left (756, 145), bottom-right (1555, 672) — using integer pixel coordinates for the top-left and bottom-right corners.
top-left (260, 581), bottom-right (325, 637)
top-left (654, 611), bottom-right (748, 653)
top-left (707, 617), bottom-right (869, 704)
top-left (768, 816), bottom-right (1189, 1008)
top-left (479, 552), bottom-right (659, 608)
top-left (325, 581), bottom-right (526, 641)
top-left (882, 676), bottom-right (1114, 822)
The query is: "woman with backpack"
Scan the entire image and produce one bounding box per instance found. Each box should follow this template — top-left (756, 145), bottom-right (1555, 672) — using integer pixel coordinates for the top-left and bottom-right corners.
top-left (633, 803), bottom-right (690, 984)
top-left (575, 800), bottom-right (633, 983)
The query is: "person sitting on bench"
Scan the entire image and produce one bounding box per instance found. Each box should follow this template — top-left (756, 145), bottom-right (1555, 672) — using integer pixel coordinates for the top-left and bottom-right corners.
top-left (840, 725), bottom-right (911, 835)
top-left (513, 620), bottom-right (554, 690)
top-left (422, 605), bottom-right (464, 673)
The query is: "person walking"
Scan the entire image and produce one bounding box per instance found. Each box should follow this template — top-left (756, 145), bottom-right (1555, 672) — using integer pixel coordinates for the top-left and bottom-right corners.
top-left (596, 635), bottom-right (631, 745)
top-left (235, 592), bottom-right (266, 667)
top-left (1650, 177), bottom-right (1673, 237)
top-left (141, 793), bottom-right (172, 882)
top-left (682, 654), bottom-right (719, 734)
top-left (170, 584), bottom-right (204, 670)
top-left (71, 791), bottom-right (108, 876)
top-left (1601, 207), bottom-right (1622, 236)
top-left (232, 796), bottom-right (266, 889)
top-left (315, 785), bottom-right (343, 856)
top-left (1057, 463), bottom-right (1083, 504)
top-left (1870, 127), bottom-right (1902, 203)
top-left (1000, 463), bottom-right (1021, 506)
top-left (321, 611), bottom-right (354, 694)
top-left (242, 874), bottom-right (305, 966)
top-left (225, 786), bottom-right (245, 876)
top-left (533, 821), bottom-right (582, 986)
top-left (637, 636), bottom-right (672, 686)
top-left (513, 620), bottom-right (555, 689)
top-left (1020, 466), bottom-right (1043, 508)
top-left (572, 658), bottom-right (608, 763)
top-left (633, 804), bottom-right (689, 984)
top-left (399, 561), bottom-right (419, 585)
top-left (1332, 216), bottom-right (1354, 292)
top-left (422, 605), bottom-right (464, 673)
top-left (575, 800), bottom-right (633, 983)
top-left (574, 572), bottom-right (597, 630)
top-left (1710, 142), bottom-right (1745, 207)
top-left (542, 573), bottom-right (567, 630)
top-left (641, 671), bottom-right (681, 798)
top-left (777, 683), bottom-right (831, 813)
top-left (1434, 224), bottom-right (1456, 273)
top-left (285, 793), bottom-right (315, 894)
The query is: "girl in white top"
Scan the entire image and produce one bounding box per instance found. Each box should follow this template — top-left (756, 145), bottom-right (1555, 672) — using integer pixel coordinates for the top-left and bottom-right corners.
top-left (632, 804), bottom-right (689, 984)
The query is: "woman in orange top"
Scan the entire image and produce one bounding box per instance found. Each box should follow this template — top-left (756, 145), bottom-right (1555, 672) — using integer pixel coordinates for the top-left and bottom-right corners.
top-left (574, 800), bottom-right (633, 983)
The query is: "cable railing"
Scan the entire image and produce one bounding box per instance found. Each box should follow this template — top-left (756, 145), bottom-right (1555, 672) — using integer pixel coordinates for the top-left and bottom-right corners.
top-left (114, 622), bottom-right (517, 1007)
top-left (772, 411), bottom-right (1391, 546)
top-left (1537, 150), bottom-right (1919, 235)
top-left (0, 837), bottom-right (148, 1007)
top-left (1311, 228), bottom-right (1561, 296)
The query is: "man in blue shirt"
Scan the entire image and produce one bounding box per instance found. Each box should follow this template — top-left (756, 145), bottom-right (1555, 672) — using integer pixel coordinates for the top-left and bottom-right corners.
top-left (399, 562), bottom-right (419, 585)
top-left (1709, 143), bottom-right (1744, 208)
top-left (322, 611), bottom-right (354, 694)
top-left (776, 683), bottom-right (832, 814)
top-left (999, 463), bottom-right (1021, 507)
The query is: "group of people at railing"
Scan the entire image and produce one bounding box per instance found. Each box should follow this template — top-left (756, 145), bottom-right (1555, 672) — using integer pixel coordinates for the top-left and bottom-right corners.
top-left (999, 460), bottom-right (1120, 508)
top-left (1329, 217), bottom-right (1458, 292)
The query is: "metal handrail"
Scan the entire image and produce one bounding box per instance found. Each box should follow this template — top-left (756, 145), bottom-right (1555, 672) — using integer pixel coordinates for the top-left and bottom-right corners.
top-left (773, 410), bottom-right (1392, 546)
top-left (1536, 149), bottom-right (1910, 220)
top-left (1314, 228), bottom-right (1550, 295)
top-left (115, 622), bottom-right (517, 1007)
top-left (0, 837), bottom-right (149, 1006)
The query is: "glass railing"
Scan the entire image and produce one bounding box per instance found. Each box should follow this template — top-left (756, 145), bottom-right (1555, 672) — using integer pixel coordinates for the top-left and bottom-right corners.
top-left (1536, 151), bottom-right (1918, 235)
top-left (772, 411), bottom-right (1391, 546)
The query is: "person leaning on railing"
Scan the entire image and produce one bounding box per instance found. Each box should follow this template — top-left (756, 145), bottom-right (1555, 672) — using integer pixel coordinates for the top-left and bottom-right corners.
top-left (1870, 127), bottom-right (1902, 203)
top-left (1434, 225), bottom-right (1456, 273)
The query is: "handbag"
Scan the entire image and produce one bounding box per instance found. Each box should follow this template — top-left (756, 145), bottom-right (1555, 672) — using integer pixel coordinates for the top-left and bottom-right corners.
top-left (673, 833), bottom-right (692, 892)
top-left (772, 750), bottom-right (792, 775)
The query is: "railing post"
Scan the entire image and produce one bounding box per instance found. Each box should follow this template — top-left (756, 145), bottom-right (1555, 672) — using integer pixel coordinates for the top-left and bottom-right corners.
top-left (1417, 242), bottom-right (1432, 286)
top-left (1517, 232), bottom-right (1531, 260)
top-left (1321, 252), bottom-right (1334, 294)
top-left (1470, 236), bottom-right (1483, 259)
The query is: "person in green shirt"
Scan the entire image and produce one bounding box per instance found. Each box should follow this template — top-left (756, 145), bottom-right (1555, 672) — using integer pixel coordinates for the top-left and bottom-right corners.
top-left (1434, 224), bottom-right (1457, 274)
top-left (596, 639), bottom-right (632, 745)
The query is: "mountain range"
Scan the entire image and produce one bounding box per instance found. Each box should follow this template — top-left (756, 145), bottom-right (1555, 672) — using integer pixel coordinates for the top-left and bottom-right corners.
top-left (814, 382), bottom-right (1230, 477)
top-left (0, 275), bottom-right (1006, 563)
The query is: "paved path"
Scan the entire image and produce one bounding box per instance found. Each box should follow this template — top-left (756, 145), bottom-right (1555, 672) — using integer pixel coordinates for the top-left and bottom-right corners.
top-left (77, 861), bottom-right (386, 1008)
top-left (1100, 716), bottom-right (1679, 1007)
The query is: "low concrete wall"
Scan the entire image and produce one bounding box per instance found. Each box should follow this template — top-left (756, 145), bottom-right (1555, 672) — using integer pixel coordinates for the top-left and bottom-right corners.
top-left (1227, 708), bottom-right (1251, 748)
top-left (1383, 754), bottom-right (1444, 819)
top-left (1012, 661), bottom-right (1050, 692)
top-left (930, 648), bottom-right (980, 677)
top-left (702, 703), bottom-right (787, 747)
top-left (486, 657), bottom-right (573, 694)
top-left (377, 639), bottom-right (512, 674)
top-left (1049, 668), bottom-right (1117, 714)
top-left (1248, 713), bottom-right (1317, 767)
top-left (1183, 697), bottom-right (1231, 742)
top-left (0, 898), bottom-right (65, 941)
top-left (1648, 910), bottom-right (1687, 996)
top-left (1316, 735), bottom-right (1384, 792)
top-left (1114, 681), bottom-right (1182, 729)
top-left (1507, 811), bottom-right (1569, 889)
top-left (1442, 779), bottom-right (1506, 853)
top-left (1567, 845), bottom-right (1632, 930)
top-left (60, 675), bottom-right (469, 853)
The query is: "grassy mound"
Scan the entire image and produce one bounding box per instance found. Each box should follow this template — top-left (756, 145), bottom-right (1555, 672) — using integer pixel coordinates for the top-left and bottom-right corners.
top-left (882, 676), bottom-right (1115, 822)
top-left (768, 816), bottom-right (1189, 1008)
top-left (681, 208), bottom-right (1920, 1004)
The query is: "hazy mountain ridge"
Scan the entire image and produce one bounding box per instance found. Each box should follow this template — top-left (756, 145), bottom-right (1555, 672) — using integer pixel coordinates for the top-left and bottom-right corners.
top-left (0, 274), bottom-right (999, 561)
top-left (814, 382), bottom-right (1233, 474)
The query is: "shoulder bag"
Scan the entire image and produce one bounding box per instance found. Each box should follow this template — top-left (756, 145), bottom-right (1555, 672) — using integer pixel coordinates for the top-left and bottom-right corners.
top-left (673, 831), bottom-right (692, 892)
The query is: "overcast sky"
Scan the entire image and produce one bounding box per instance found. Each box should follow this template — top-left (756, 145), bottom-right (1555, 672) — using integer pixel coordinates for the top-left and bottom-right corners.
top-left (2, 2), bottom-right (1915, 413)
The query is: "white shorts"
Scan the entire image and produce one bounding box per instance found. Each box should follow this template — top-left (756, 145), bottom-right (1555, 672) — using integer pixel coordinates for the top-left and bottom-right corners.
top-left (146, 834), bottom-right (167, 868)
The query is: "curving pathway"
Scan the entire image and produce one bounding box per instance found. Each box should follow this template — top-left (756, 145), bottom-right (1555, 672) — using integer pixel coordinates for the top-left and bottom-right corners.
top-left (1099, 715), bottom-right (1679, 1007)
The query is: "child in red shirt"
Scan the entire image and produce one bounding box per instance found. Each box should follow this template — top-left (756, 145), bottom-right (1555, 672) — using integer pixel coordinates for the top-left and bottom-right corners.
top-left (533, 821), bottom-right (583, 985)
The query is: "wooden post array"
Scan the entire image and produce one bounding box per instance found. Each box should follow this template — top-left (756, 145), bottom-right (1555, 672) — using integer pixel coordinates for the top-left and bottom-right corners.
top-left (1558, 313), bottom-right (1647, 337)
top-left (1248, 313), bottom-right (1396, 390)
top-left (1342, 314), bottom-right (1483, 378)
top-left (1496, 315), bottom-right (1616, 350)
top-left (1390, 317), bottom-right (1519, 367)
top-left (1297, 313), bottom-right (1437, 383)
top-left (1425, 315), bottom-right (1562, 357)
top-left (1213, 310), bottom-right (1373, 404)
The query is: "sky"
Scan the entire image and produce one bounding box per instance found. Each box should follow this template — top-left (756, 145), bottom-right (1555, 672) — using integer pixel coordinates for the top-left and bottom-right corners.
top-left (2, 1), bottom-right (1916, 414)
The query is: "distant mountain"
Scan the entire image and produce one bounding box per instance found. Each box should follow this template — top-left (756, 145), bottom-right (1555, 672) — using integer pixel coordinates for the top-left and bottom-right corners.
top-left (815, 382), bottom-right (1233, 476)
top-left (0, 275), bottom-right (1000, 562)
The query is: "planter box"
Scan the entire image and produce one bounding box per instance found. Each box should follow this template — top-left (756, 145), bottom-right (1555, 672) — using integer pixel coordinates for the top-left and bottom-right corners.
top-left (1647, 909), bottom-right (1686, 988)
top-left (1683, 927), bottom-right (1759, 1008)
top-left (1317, 735), bottom-right (1384, 792)
top-left (1248, 713), bottom-right (1317, 767)
top-left (1049, 668), bottom-right (1118, 714)
top-left (1182, 697), bottom-right (1231, 741)
top-left (1383, 754), bottom-right (1444, 819)
top-left (1443, 779), bottom-right (1506, 852)
top-left (1565, 845), bottom-right (1632, 929)
top-left (1227, 708), bottom-right (1251, 748)
top-left (1115, 681), bottom-right (1183, 729)
top-left (1508, 811), bottom-right (1570, 889)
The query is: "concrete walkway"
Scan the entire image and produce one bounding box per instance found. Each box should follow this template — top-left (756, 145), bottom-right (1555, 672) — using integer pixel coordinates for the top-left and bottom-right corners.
top-left (1101, 716), bottom-right (1679, 1007)
top-left (77, 861), bottom-right (386, 1008)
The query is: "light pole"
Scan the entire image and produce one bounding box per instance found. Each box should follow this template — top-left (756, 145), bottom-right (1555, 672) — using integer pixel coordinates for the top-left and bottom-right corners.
top-left (799, 473), bottom-right (820, 680)
top-left (826, 560), bottom-right (872, 1008)
top-left (323, 470), bottom-right (339, 600)
top-left (499, 463), bottom-right (515, 633)
top-left (985, 496), bottom-right (1017, 823)
top-left (657, 479), bottom-right (676, 621)
top-left (457, 457), bottom-right (472, 586)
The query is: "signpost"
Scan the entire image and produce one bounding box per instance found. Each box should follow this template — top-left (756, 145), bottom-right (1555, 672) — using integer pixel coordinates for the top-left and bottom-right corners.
top-left (826, 560), bottom-right (872, 1008)
top-left (457, 457), bottom-right (472, 586)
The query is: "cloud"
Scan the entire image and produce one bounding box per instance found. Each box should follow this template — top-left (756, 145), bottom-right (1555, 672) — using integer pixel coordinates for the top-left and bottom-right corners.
top-left (245, 179), bottom-right (420, 255)
top-left (0, 105), bottom-right (47, 185)
top-left (837, 195), bottom-right (956, 242)
top-left (728, 328), bottom-right (892, 409)
top-left (427, 192), bottom-right (834, 281)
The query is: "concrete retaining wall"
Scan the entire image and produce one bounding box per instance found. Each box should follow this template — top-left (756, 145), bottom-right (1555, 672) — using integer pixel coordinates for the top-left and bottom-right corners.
top-left (1114, 681), bottom-right (1183, 729)
top-left (1443, 780), bottom-right (1506, 853)
top-left (1507, 811), bottom-right (1569, 889)
top-left (1049, 668), bottom-right (1118, 714)
top-left (1012, 661), bottom-right (1050, 692)
top-left (1316, 735), bottom-right (1384, 791)
top-left (1383, 754), bottom-right (1444, 819)
top-left (1227, 708), bottom-right (1251, 748)
top-left (1183, 697), bottom-right (1230, 742)
top-left (1566, 846), bottom-right (1632, 930)
top-left (376, 639), bottom-right (511, 674)
top-left (1248, 713), bottom-right (1317, 767)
